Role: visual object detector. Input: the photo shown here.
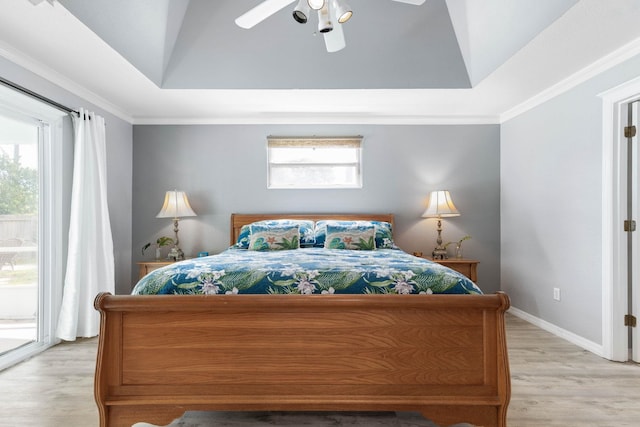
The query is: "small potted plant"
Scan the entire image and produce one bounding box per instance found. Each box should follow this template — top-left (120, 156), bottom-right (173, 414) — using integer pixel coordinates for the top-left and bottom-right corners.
top-left (142, 236), bottom-right (174, 260)
top-left (454, 235), bottom-right (471, 258)
top-left (446, 235), bottom-right (471, 259)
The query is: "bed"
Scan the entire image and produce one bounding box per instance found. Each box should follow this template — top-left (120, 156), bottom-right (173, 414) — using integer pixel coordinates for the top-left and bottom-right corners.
top-left (94, 213), bottom-right (510, 427)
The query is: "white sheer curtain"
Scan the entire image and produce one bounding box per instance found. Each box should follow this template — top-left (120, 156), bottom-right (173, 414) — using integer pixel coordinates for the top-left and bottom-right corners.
top-left (56, 108), bottom-right (114, 341)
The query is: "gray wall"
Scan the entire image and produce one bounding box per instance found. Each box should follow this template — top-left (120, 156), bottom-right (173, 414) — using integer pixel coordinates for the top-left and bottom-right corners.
top-left (132, 124), bottom-right (501, 292)
top-left (501, 53), bottom-right (640, 345)
top-left (0, 56), bottom-right (133, 295)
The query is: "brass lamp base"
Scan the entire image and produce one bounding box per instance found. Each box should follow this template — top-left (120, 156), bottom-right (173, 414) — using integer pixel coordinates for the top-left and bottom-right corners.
top-left (167, 217), bottom-right (185, 261)
top-left (432, 246), bottom-right (448, 260)
top-left (167, 246), bottom-right (185, 261)
top-left (431, 219), bottom-right (448, 260)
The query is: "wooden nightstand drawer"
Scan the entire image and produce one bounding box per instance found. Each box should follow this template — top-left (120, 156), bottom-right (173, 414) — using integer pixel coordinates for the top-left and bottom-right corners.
top-left (429, 258), bottom-right (479, 282)
top-left (137, 260), bottom-right (175, 280)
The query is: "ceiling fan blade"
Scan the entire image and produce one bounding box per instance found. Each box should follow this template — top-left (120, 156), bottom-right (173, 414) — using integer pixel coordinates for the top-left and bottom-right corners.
top-left (324, 23), bottom-right (345, 53)
top-left (235, 0), bottom-right (297, 29)
top-left (390, 0), bottom-right (426, 5)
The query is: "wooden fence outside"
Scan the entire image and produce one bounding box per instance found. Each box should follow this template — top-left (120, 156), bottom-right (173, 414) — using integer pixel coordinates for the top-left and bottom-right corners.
top-left (0, 215), bottom-right (38, 243)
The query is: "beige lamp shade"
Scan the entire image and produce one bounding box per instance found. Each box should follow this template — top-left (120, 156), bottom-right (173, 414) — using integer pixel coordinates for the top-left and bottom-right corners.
top-left (156, 190), bottom-right (196, 219)
top-left (422, 190), bottom-right (460, 218)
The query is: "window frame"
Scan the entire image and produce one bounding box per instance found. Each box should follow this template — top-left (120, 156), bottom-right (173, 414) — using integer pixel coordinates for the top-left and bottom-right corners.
top-left (267, 136), bottom-right (363, 189)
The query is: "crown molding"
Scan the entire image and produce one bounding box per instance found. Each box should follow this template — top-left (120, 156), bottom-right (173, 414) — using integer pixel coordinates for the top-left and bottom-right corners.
top-left (0, 41), bottom-right (133, 123)
top-left (500, 37), bottom-right (640, 123)
top-left (131, 113), bottom-right (501, 126)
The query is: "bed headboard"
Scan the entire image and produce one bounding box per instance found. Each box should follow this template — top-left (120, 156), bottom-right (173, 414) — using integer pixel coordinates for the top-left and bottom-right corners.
top-left (230, 213), bottom-right (395, 245)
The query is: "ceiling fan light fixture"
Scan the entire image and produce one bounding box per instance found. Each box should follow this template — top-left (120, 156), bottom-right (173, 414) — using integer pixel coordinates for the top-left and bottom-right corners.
top-left (308, 0), bottom-right (325, 11)
top-left (332, 0), bottom-right (352, 24)
top-left (293, 0), bottom-right (310, 23)
top-left (317, 2), bottom-right (333, 33)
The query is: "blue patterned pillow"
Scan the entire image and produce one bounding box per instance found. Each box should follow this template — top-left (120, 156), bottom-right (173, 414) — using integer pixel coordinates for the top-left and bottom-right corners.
top-left (371, 221), bottom-right (394, 249)
top-left (233, 224), bottom-right (251, 249)
top-left (234, 219), bottom-right (315, 249)
top-left (248, 224), bottom-right (300, 251)
top-left (314, 220), bottom-right (394, 249)
top-left (324, 224), bottom-right (376, 250)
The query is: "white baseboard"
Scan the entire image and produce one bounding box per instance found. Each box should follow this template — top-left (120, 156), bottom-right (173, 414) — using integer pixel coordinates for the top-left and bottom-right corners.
top-left (508, 307), bottom-right (604, 357)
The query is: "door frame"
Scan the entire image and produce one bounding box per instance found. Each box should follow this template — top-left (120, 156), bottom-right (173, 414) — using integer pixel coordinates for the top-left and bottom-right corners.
top-left (600, 76), bottom-right (640, 361)
top-left (631, 101), bottom-right (640, 362)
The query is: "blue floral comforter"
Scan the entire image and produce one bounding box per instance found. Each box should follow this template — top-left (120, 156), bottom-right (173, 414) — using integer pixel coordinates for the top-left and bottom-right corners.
top-left (132, 247), bottom-right (482, 295)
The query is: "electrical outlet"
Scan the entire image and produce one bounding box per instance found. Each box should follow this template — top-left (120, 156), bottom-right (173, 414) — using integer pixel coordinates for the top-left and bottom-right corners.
top-left (553, 288), bottom-right (561, 301)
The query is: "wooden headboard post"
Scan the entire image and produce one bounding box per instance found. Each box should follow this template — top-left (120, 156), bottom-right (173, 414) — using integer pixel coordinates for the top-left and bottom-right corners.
top-left (230, 213), bottom-right (395, 245)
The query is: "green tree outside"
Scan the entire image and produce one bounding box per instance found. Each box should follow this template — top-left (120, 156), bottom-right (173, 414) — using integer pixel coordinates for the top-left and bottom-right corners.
top-left (0, 152), bottom-right (38, 215)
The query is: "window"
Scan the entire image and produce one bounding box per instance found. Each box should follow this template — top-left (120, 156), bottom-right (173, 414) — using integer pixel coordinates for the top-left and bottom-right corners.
top-left (267, 137), bottom-right (363, 189)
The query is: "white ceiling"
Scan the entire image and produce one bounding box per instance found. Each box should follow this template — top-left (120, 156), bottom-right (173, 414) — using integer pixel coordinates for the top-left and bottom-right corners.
top-left (1, 0), bottom-right (640, 124)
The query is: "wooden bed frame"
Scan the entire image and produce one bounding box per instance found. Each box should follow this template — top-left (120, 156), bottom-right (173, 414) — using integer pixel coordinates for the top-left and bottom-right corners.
top-left (94, 213), bottom-right (510, 427)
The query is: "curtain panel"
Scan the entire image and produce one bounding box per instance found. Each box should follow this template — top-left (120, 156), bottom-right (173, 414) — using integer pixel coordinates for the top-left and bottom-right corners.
top-left (56, 108), bottom-right (114, 340)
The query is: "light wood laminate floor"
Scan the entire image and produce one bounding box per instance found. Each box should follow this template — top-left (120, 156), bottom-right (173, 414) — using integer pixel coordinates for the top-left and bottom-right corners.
top-left (0, 314), bottom-right (638, 427)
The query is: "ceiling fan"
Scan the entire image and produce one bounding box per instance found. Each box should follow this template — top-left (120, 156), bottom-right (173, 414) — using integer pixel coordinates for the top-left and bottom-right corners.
top-left (235, 0), bottom-right (426, 53)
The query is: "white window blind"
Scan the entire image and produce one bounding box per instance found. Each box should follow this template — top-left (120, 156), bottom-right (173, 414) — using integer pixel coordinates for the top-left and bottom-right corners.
top-left (267, 137), bottom-right (363, 189)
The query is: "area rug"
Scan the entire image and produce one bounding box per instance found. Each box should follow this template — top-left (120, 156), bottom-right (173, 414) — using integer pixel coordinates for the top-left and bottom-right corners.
top-left (132, 411), bottom-right (476, 427)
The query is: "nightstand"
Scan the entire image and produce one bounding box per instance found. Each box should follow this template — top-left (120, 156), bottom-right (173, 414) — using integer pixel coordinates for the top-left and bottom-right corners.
top-left (137, 260), bottom-right (176, 280)
top-left (429, 258), bottom-right (479, 282)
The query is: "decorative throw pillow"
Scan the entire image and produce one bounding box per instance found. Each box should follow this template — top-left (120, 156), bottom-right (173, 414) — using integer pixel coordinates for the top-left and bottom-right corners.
top-left (234, 220), bottom-right (315, 249)
top-left (248, 224), bottom-right (300, 251)
top-left (315, 220), bottom-right (395, 248)
top-left (324, 224), bottom-right (376, 250)
top-left (271, 219), bottom-right (314, 247)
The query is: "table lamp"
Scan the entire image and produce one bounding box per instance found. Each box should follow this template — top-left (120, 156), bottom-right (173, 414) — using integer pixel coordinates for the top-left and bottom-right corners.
top-left (422, 190), bottom-right (460, 260)
top-left (156, 190), bottom-right (196, 260)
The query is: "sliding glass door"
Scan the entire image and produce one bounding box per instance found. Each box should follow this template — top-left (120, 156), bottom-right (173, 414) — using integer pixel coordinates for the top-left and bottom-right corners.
top-left (0, 88), bottom-right (66, 371)
top-left (0, 113), bottom-right (41, 359)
